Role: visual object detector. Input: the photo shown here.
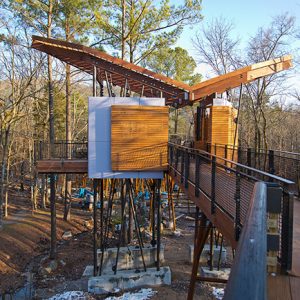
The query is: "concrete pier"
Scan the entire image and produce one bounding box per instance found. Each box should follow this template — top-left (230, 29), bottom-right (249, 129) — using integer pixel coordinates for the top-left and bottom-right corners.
top-left (97, 244), bottom-right (164, 273)
top-left (88, 266), bottom-right (171, 294)
top-left (189, 244), bottom-right (227, 265)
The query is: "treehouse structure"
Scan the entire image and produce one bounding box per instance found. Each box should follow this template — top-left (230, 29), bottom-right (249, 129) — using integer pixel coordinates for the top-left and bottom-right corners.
top-left (31, 35), bottom-right (296, 300)
top-left (194, 95), bottom-right (237, 158)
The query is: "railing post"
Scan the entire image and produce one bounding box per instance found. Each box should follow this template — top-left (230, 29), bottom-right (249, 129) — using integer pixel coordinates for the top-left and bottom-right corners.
top-left (214, 144), bottom-right (217, 156)
top-left (268, 150), bottom-right (275, 177)
top-left (224, 144), bottom-right (228, 160)
top-left (181, 149), bottom-right (184, 183)
top-left (39, 141), bottom-right (42, 160)
top-left (195, 154), bottom-right (200, 197)
top-left (211, 156), bottom-right (216, 214)
top-left (175, 148), bottom-right (179, 177)
top-left (247, 148), bottom-right (252, 176)
top-left (266, 183), bottom-right (281, 274)
top-left (237, 146), bottom-right (242, 164)
top-left (170, 144), bottom-right (173, 166)
top-left (185, 151), bottom-right (190, 189)
top-left (235, 173), bottom-right (241, 241)
top-left (281, 184), bottom-right (294, 272)
top-left (206, 143), bottom-right (209, 153)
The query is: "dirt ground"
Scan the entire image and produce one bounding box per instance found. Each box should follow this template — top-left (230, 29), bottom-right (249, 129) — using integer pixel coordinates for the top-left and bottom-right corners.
top-left (0, 188), bottom-right (92, 294)
top-left (0, 191), bottom-right (226, 300)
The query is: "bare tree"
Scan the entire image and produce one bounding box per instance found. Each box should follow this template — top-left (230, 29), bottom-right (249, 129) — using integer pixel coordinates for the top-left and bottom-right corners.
top-left (193, 17), bottom-right (241, 75)
top-left (243, 13), bottom-right (295, 152)
top-left (0, 24), bottom-right (43, 228)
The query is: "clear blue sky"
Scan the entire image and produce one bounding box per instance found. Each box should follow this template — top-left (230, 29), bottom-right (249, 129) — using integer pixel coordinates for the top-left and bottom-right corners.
top-left (176, 0), bottom-right (300, 55)
top-left (174, 0), bottom-right (300, 86)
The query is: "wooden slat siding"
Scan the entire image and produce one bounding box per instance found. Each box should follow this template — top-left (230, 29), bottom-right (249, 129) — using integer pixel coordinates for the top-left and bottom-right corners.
top-left (36, 160), bottom-right (88, 173)
top-left (194, 106), bottom-right (237, 162)
top-left (211, 106), bottom-right (237, 163)
top-left (111, 105), bottom-right (169, 171)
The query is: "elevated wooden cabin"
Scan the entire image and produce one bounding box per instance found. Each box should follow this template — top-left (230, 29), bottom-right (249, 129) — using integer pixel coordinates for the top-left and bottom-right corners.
top-left (30, 36), bottom-right (292, 173)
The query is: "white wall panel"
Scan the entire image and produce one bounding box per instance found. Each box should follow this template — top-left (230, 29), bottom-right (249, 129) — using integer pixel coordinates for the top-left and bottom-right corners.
top-left (88, 97), bottom-right (165, 179)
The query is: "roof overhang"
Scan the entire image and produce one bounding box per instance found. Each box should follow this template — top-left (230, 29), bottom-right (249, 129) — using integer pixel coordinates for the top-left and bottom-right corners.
top-left (31, 36), bottom-right (292, 107)
top-left (31, 35), bottom-right (191, 104)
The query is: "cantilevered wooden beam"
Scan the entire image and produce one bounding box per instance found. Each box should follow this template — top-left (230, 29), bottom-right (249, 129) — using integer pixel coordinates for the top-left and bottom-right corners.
top-left (190, 55), bottom-right (292, 101)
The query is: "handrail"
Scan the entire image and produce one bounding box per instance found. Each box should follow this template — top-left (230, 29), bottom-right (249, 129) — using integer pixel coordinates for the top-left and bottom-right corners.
top-left (168, 142), bottom-right (295, 186)
top-left (223, 182), bottom-right (267, 300)
top-left (206, 142), bottom-right (300, 157)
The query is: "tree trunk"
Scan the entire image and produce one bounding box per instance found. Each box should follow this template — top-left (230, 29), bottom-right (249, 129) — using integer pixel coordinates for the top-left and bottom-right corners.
top-left (121, 0), bottom-right (126, 59)
top-left (0, 129), bottom-right (10, 228)
top-left (47, 0), bottom-right (57, 260)
top-left (41, 175), bottom-right (47, 209)
top-left (63, 18), bottom-right (72, 221)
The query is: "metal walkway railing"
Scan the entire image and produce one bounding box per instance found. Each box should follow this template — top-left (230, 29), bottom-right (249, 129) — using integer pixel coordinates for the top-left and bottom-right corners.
top-left (205, 142), bottom-right (300, 195)
top-left (168, 142), bottom-right (295, 273)
top-left (34, 141), bottom-right (88, 160)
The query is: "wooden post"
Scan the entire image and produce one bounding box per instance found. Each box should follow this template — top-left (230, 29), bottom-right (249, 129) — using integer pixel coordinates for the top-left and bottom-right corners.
top-left (93, 179), bottom-right (98, 276)
top-left (188, 214), bottom-right (212, 300)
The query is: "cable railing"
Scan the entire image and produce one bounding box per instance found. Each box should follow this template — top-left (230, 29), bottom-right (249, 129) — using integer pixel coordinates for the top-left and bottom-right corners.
top-left (168, 142), bottom-right (295, 273)
top-left (205, 142), bottom-right (300, 195)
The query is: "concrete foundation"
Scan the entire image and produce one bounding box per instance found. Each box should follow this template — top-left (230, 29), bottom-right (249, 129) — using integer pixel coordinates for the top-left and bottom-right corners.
top-left (200, 267), bottom-right (230, 280)
top-left (189, 244), bottom-right (227, 265)
top-left (96, 244), bottom-right (164, 273)
top-left (88, 266), bottom-right (171, 294)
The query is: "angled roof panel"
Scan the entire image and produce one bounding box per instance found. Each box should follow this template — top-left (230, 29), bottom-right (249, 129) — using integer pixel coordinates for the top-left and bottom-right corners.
top-left (31, 35), bottom-right (190, 103)
top-left (31, 36), bottom-right (292, 106)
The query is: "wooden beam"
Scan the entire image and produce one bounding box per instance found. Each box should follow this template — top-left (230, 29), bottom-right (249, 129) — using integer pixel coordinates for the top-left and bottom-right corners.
top-left (191, 55), bottom-right (292, 101)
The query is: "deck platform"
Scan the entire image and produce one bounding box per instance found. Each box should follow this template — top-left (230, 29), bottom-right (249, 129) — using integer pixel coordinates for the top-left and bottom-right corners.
top-left (36, 159), bottom-right (88, 173)
top-left (268, 199), bottom-right (300, 300)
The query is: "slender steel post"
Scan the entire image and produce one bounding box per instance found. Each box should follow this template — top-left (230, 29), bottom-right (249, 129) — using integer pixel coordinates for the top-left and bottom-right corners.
top-left (211, 156), bottom-right (216, 214)
top-left (93, 179), bottom-right (98, 276)
top-left (268, 150), bottom-right (275, 178)
top-left (175, 148), bottom-right (179, 177)
top-left (194, 206), bottom-right (199, 248)
top-left (156, 179), bottom-right (161, 271)
top-left (100, 179), bottom-right (104, 260)
top-left (185, 151), bottom-right (190, 189)
top-left (181, 150), bottom-right (184, 183)
top-left (209, 226), bottom-right (214, 271)
top-left (93, 65), bottom-right (97, 96)
top-left (128, 183), bottom-right (146, 271)
top-left (247, 148), bottom-right (252, 176)
top-left (195, 154), bottom-right (200, 197)
top-left (100, 180), bottom-right (115, 276)
top-left (114, 187), bottom-right (127, 274)
top-left (151, 182), bottom-right (156, 246)
top-left (217, 235), bottom-right (224, 270)
top-left (281, 185), bottom-right (294, 272)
